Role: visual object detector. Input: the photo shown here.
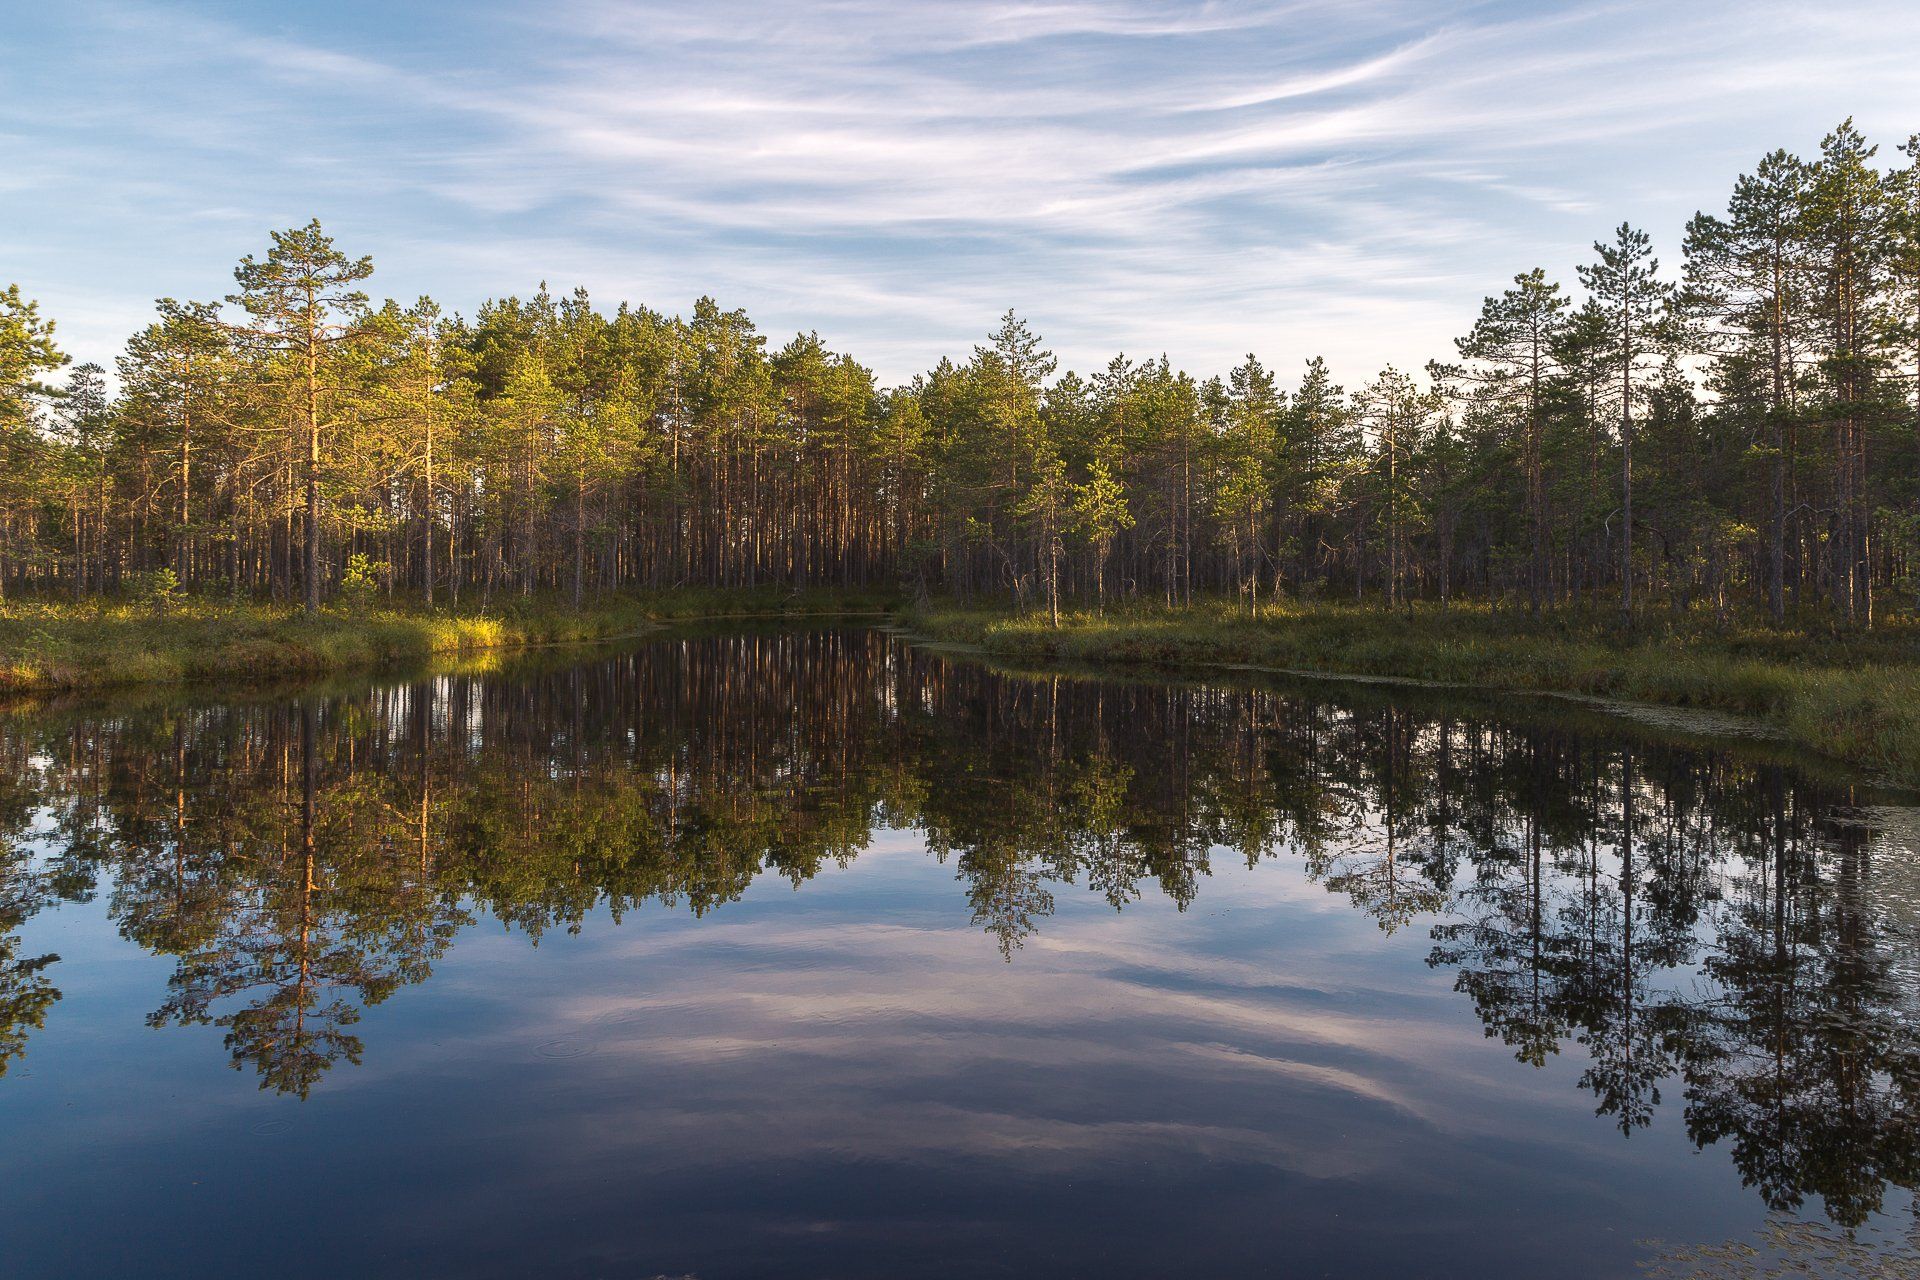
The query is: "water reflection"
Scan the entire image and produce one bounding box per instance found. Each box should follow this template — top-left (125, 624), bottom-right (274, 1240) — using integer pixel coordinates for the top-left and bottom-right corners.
top-left (2, 627), bottom-right (1918, 1233)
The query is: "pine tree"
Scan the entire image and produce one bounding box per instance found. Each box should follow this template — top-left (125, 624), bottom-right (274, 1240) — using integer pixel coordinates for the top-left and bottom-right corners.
top-left (119, 300), bottom-right (229, 583)
top-left (1071, 451), bottom-right (1131, 613)
top-left (1803, 121), bottom-right (1892, 623)
top-left (1280, 356), bottom-right (1352, 595)
top-left (1684, 150), bottom-right (1810, 620)
top-left (1215, 354), bottom-right (1282, 613)
top-left (1353, 366), bottom-right (1438, 611)
top-left (1892, 136), bottom-right (1920, 609)
top-left (48, 360), bottom-right (110, 594)
top-left (227, 222), bottom-right (374, 614)
top-left (1578, 224), bottom-right (1673, 620)
top-left (1446, 269), bottom-right (1568, 612)
top-left (10, 121), bottom-right (1920, 625)
top-left (0, 285), bottom-right (65, 601)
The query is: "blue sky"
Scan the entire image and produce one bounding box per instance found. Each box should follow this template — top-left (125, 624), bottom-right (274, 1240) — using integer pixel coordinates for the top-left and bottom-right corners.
top-left (5, 0), bottom-right (1919, 385)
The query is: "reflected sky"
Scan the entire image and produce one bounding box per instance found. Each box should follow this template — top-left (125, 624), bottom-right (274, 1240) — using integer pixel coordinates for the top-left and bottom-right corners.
top-left (1, 627), bottom-right (1917, 1278)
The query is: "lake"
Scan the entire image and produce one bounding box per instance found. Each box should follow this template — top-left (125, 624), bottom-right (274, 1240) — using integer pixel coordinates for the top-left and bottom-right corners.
top-left (2, 625), bottom-right (1917, 1278)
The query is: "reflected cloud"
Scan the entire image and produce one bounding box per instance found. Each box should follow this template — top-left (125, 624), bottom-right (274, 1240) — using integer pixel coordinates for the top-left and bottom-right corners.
top-left (2, 628), bottom-right (1917, 1235)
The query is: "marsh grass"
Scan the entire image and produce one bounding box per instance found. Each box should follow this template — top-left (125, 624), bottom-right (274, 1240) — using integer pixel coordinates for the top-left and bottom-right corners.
top-left (903, 599), bottom-right (1920, 786)
top-left (0, 586), bottom-right (896, 694)
top-left (8, 589), bottom-right (1915, 784)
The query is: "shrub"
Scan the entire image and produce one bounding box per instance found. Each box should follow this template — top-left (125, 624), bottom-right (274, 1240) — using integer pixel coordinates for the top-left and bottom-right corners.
top-left (134, 568), bottom-right (181, 615)
top-left (339, 554), bottom-right (382, 614)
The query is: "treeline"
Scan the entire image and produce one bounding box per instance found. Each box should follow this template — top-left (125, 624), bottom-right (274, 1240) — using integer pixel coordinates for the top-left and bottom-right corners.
top-left (3, 120), bottom-right (1919, 623)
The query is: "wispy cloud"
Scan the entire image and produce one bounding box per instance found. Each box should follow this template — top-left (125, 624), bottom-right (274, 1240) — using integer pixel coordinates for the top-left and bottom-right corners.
top-left (5, 0), bottom-right (1919, 383)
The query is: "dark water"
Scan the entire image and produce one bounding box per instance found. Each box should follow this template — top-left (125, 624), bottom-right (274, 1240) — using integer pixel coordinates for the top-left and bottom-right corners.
top-left (3, 627), bottom-right (1919, 1279)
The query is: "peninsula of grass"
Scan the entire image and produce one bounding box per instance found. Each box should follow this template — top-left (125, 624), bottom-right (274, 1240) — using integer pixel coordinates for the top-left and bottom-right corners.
top-left (902, 600), bottom-right (1920, 787)
top-left (0, 586), bottom-right (897, 694)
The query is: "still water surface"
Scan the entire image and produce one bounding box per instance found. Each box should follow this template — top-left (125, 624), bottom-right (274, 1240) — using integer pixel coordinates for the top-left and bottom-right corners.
top-left (3, 626), bottom-right (1919, 1278)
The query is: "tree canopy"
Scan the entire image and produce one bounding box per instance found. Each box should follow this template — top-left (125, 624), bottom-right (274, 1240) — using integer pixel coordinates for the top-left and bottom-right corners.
top-left (5, 120), bottom-right (1920, 625)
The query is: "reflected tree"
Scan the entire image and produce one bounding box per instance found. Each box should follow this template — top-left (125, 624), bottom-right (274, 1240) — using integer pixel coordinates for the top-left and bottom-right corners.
top-left (2, 628), bottom-right (1918, 1221)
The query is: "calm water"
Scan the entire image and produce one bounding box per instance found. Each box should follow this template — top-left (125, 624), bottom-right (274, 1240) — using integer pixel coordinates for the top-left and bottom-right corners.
top-left (3, 627), bottom-right (1919, 1279)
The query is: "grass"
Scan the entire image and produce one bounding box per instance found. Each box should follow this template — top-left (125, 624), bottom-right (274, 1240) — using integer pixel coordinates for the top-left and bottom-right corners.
top-left (900, 599), bottom-right (1920, 787)
top-left (0, 586), bottom-right (897, 694)
top-left (7, 587), bottom-right (1918, 786)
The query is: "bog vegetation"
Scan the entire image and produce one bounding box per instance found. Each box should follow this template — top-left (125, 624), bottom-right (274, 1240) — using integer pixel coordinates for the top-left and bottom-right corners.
top-left (2, 121), bottom-right (1919, 630)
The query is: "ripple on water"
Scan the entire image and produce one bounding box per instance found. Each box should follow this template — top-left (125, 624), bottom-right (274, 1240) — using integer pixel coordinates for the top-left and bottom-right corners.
top-left (590, 1007), bottom-right (651, 1031)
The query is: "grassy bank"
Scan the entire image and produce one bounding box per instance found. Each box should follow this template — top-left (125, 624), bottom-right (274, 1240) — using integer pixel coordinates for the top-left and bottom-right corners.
top-left (0, 587), bottom-right (897, 694)
top-left (902, 600), bottom-right (1920, 786)
top-left (8, 589), bottom-right (1919, 786)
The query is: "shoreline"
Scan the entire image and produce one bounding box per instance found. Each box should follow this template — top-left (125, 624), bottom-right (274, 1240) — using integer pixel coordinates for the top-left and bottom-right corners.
top-left (900, 603), bottom-right (1920, 788)
top-left (4, 592), bottom-right (1918, 786)
top-left (0, 588), bottom-right (898, 695)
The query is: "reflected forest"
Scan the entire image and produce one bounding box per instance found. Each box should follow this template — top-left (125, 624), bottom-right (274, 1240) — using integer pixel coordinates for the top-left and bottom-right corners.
top-left (3, 629), bottom-right (1919, 1227)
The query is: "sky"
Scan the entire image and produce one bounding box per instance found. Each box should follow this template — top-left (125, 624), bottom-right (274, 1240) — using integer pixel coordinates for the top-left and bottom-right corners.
top-left (5, 0), bottom-right (1920, 387)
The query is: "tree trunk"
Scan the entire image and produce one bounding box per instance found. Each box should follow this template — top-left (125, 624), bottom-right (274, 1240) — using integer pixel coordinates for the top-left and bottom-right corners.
top-left (305, 345), bottom-right (322, 616)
